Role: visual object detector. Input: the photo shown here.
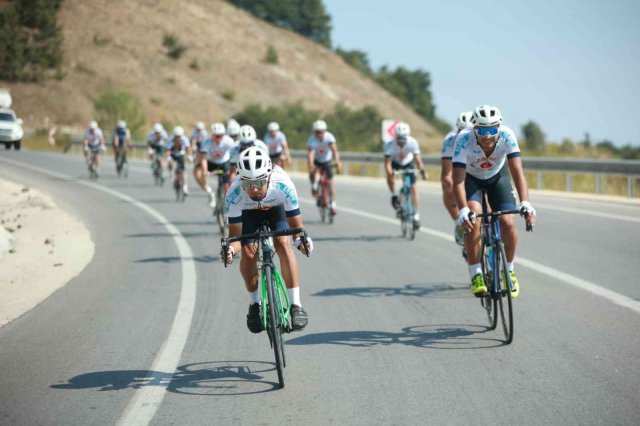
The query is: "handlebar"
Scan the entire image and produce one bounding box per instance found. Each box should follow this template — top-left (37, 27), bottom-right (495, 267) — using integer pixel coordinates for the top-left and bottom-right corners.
top-left (471, 209), bottom-right (534, 232)
top-left (220, 227), bottom-right (310, 267)
top-left (392, 169), bottom-right (422, 175)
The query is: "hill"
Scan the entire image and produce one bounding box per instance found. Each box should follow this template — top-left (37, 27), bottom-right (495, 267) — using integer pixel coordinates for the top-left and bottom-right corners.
top-left (1, 0), bottom-right (442, 150)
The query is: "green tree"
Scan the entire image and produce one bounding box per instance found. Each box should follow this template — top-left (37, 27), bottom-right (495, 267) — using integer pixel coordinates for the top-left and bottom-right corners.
top-left (335, 47), bottom-right (372, 76)
top-left (94, 90), bottom-right (146, 139)
top-left (521, 120), bottom-right (546, 152)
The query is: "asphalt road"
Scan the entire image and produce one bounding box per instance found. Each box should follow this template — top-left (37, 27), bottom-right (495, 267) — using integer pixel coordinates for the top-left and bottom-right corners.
top-left (0, 151), bottom-right (638, 425)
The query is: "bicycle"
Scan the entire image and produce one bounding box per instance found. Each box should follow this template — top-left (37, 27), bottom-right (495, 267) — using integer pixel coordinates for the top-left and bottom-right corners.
top-left (475, 190), bottom-right (533, 344)
top-left (221, 225), bottom-right (310, 389)
top-left (115, 147), bottom-right (128, 178)
top-left (87, 148), bottom-right (100, 180)
top-left (393, 169), bottom-right (422, 240)
top-left (151, 151), bottom-right (165, 186)
top-left (172, 157), bottom-right (187, 203)
top-left (209, 168), bottom-right (227, 234)
top-left (316, 165), bottom-right (336, 224)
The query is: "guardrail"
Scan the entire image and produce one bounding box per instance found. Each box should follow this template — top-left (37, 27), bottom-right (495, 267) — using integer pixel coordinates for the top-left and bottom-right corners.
top-left (63, 141), bottom-right (640, 198)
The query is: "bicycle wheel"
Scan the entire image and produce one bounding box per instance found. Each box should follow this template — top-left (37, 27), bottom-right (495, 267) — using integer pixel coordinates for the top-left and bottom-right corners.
top-left (480, 243), bottom-right (498, 330)
top-left (496, 242), bottom-right (514, 344)
top-left (408, 189), bottom-right (416, 241)
top-left (327, 185), bottom-right (334, 225)
top-left (215, 186), bottom-right (225, 234)
top-left (264, 265), bottom-right (285, 388)
top-left (399, 192), bottom-right (408, 237)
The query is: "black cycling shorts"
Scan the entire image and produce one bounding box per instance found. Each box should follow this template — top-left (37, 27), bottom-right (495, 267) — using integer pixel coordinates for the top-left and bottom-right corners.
top-left (465, 164), bottom-right (517, 211)
top-left (314, 160), bottom-right (333, 179)
top-left (207, 161), bottom-right (230, 184)
top-left (391, 160), bottom-right (416, 185)
top-left (236, 204), bottom-right (289, 246)
top-left (170, 154), bottom-right (186, 171)
top-left (151, 145), bottom-right (165, 156)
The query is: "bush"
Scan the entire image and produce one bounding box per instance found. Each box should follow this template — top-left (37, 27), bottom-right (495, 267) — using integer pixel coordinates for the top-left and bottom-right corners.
top-left (162, 33), bottom-right (187, 60)
top-left (94, 90), bottom-right (146, 139)
top-left (521, 120), bottom-right (546, 152)
top-left (222, 89), bottom-right (235, 101)
top-left (189, 59), bottom-right (200, 71)
top-left (265, 45), bottom-right (278, 64)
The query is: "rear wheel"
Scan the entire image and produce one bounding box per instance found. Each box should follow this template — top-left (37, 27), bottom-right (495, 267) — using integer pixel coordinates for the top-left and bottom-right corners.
top-left (496, 242), bottom-right (513, 344)
top-left (265, 265), bottom-right (285, 388)
top-left (215, 185), bottom-right (225, 234)
top-left (327, 185), bottom-right (334, 225)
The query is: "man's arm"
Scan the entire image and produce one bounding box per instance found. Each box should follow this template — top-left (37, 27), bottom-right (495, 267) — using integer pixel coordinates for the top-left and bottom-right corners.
top-left (307, 147), bottom-right (315, 172)
top-left (452, 167), bottom-right (468, 212)
top-left (330, 143), bottom-right (342, 173)
top-left (508, 157), bottom-right (536, 225)
top-left (384, 156), bottom-right (394, 192)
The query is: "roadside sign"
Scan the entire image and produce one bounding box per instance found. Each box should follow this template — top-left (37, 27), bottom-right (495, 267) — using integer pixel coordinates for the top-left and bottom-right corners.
top-left (382, 119), bottom-right (401, 144)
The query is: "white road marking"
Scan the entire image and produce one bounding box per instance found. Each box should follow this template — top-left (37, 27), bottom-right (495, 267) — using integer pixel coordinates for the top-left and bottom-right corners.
top-left (300, 198), bottom-right (640, 315)
top-left (0, 158), bottom-right (197, 425)
top-left (532, 202), bottom-right (640, 224)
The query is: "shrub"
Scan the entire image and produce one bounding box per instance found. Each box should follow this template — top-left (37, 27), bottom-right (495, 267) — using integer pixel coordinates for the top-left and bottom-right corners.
top-left (189, 59), bottom-right (200, 70)
top-left (265, 45), bottom-right (278, 64)
top-left (222, 89), bottom-right (235, 101)
top-left (162, 33), bottom-right (187, 60)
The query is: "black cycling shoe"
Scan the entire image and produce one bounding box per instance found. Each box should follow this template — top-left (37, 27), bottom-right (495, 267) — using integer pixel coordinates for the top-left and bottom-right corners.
top-left (413, 220), bottom-right (420, 230)
top-left (391, 194), bottom-right (400, 210)
top-left (290, 304), bottom-right (308, 331)
top-left (246, 303), bottom-right (263, 334)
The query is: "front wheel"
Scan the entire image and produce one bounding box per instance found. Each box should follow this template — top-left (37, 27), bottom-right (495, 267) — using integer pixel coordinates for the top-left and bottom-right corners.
top-left (265, 265), bottom-right (285, 388)
top-left (496, 242), bottom-right (513, 344)
top-left (480, 243), bottom-right (497, 330)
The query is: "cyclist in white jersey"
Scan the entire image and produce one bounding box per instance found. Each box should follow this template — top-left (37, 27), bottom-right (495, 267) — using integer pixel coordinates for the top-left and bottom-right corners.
top-left (166, 126), bottom-right (192, 195)
top-left (442, 111), bottom-right (473, 245)
top-left (452, 105), bottom-right (537, 298)
top-left (147, 123), bottom-right (169, 177)
top-left (384, 122), bottom-right (426, 229)
top-left (307, 120), bottom-right (342, 214)
top-left (195, 122), bottom-right (235, 207)
top-left (264, 122), bottom-right (291, 168)
top-left (227, 119), bottom-right (241, 181)
top-left (190, 121), bottom-right (208, 152)
top-left (82, 120), bottom-right (105, 165)
top-left (221, 147), bottom-right (312, 333)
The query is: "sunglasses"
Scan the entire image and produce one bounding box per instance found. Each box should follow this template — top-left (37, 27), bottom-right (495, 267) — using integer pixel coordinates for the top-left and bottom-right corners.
top-left (241, 178), bottom-right (268, 190)
top-left (475, 127), bottom-right (499, 137)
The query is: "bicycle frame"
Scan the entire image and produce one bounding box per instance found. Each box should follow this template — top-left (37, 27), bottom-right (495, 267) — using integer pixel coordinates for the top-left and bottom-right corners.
top-left (259, 231), bottom-right (291, 331)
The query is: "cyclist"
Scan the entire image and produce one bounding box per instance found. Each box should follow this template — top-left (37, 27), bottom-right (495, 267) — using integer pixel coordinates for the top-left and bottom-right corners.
top-left (83, 120), bottom-right (105, 167)
top-left (384, 122), bottom-right (426, 229)
top-left (147, 123), bottom-right (168, 181)
top-left (264, 121), bottom-right (291, 168)
top-left (221, 147), bottom-right (312, 333)
top-left (227, 119), bottom-right (241, 181)
top-left (190, 121), bottom-right (208, 152)
top-left (166, 126), bottom-right (192, 195)
top-left (453, 105), bottom-right (537, 298)
top-left (441, 111), bottom-right (473, 245)
top-left (238, 124), bottom-right (269, 155)
top-left (113, 120), bottom-right (131, 171)
top-left (307, 120), bottom-right (342, 215)
top-left (195, 122), bottom-right (235, 207)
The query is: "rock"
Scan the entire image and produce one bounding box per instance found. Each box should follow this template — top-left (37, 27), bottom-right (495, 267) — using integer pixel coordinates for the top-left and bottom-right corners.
top-left (21, 187), bottom-right (29, 192)
top-left (44, 238), bottom-right (52, 245)
top-left (53, 263), bottom-right (63, 267)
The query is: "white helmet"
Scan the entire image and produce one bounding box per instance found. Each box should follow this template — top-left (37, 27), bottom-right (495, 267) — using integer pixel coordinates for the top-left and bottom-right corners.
top-left (153, 123), bottom-right (164, 133)
top-left (239, 125), bottom-right (257, 143)
top-left (472, 105), bottom-right (502, 127)
top-left (395, 122), bottom-right (411, 139)
top-left (227, 120), bottom-right (241, 136)
top-left (117, 120), bottom-right (127, 129)
top-left (211, 122), bottom-right (226, 136)
top-left (227, 118), bottom-right (239, 128)
top-left (196, 121), bottom-right (205, 130)
top-left (173, 126), bottom-right (184, 137)
top-left (237, 146), bottom-right (272, 180)
top-left (267, 122), bottom-right (280, 132)
top-left (455, 111), bottom-right (473, 130)
top-left (312, 120), bottom-right (327, 132)
top-left (89, 120), bottom-right (98, 130)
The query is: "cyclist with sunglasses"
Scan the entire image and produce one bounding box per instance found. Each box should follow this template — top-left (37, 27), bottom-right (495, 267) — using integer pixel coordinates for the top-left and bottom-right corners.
top-left (307, 120), bottom-right (342, 215)
top-left (222, 147), bottom-right (312, 333)
top-left (452, 105), bottom-right (536, 297)
top-left (194, 122), bottom-right (235, 208)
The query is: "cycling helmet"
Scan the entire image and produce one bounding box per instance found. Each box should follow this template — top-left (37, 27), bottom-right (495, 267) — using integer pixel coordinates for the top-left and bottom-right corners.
top-left (239, 125), bottom-right (257, 143)
top-left (267, 122), bottom-right (280, 132)
top-left (153, 123), bottom-right (164, 133)
top-left (196, 121), bottom-right (205, 130)
top-left (227, 120), bottom-right (241, 136)
top-left (173, 126), bottom-right (185, 137)
top-left (89, 120), bottom-right (98, 130)
top-left (472, 105), bottom-right (502, 127)
top-left (237, 146), bottom-right (272, 180)
top-left (455, 111), bottom-right (473, 130)
top-left (313, 120), bottom-right (327, 132)
top-left (211, 122), bottom-right (226, 136)
top-left (395, 122), bottom-right (411, 139)
top-left (117, 120), bottom-right (127, 129)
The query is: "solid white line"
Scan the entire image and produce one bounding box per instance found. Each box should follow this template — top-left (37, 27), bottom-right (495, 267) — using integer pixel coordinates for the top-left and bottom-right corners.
top-left (0, 157), bottom-right (197, 425)
top-left (532, 202), bottom-right (640, 224)
top-left (300, 197), bottom-right (640, 315)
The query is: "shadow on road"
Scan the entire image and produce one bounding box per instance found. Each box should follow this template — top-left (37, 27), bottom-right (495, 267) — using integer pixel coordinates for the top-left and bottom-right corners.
top-left (51, 361), bottom-right (279, 396)
top-left (311, 235), bottom-right (397, 243)
top-left (286, 324), bottom-right (504, 349)
top-left (313, 283), bottom-right (468, 299)
top-left (124, 231), bottom-right (213, 239)
top-left (135, 255), bottom-right (218, 264)
top-left (153, 220), bottom-right (216, 226)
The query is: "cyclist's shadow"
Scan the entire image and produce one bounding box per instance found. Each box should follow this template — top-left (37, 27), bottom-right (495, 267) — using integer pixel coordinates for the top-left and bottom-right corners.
top-left (50, 361), bottom-right (279, 396)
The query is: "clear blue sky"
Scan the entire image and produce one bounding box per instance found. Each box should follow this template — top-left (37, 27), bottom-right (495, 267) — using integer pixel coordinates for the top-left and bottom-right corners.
top-left (324, 0), bottom-right (640, 146)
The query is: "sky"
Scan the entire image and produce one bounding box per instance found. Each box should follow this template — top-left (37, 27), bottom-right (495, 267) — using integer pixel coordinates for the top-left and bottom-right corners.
top-left (324, 0), bottom-right (640, 146)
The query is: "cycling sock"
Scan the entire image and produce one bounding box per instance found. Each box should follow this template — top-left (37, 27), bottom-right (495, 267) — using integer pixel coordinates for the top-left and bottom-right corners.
top-left (507, 261), bottom-right (515, 272)
top-left (287, 287), bottom-right (301, 306)
top-left (330, 201), bottom-right (337, 209)
top-left (250, 290), bottom-right (261, 305)
top-left (469, 263), bottom-right (482, 278)
top-left (206, 186), bottom-right (213, 194)
top-left (414, 213), bottom-right (420, 221)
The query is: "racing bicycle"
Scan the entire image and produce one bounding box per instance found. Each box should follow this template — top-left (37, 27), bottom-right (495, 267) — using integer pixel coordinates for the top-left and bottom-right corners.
top-left (210, 169), bottom-right (227, 234)
top-left (151, 151), bottom-right (165, 186)
top-left (171, 156), bottom-right (187, 203)
top-left (221, 225), bottom-right (310, 388)
top-left (316, 164), bottom-right (336, 224)
top-left (87, 148), bottom-right (100, 180)
top-left (393, 169), bottom-right (423, 240)
top-left (115, 147), bottom-right (128, 178)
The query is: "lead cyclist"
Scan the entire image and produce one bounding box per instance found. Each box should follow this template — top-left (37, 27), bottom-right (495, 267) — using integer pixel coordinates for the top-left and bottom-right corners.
top-left (452, 105), bottom-right (537, 298)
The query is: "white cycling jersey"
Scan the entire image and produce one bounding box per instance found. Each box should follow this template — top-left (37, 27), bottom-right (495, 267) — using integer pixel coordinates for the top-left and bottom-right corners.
top-left (264, 131), bottom-right (287, 156)
top-left (384, 137), bottom-right (421, 166)
top-left (147, 130), bottom-right (168, 147)
top-left (441, 130), bottom-right (458, 159)
top-left (200, 135), bottom-right (235, 164)
top-left (166, 135), bottom-right (191, 157)
top-left (84, 128), bottom-right (104, 147)
top-left (307, 131), bottom-right (336, 163)
top-left (229, 139), bottom-right (241, 163)
top-left (190, 128), bottom-right (208, 144)
top-left (225, 166), bottom-right (301, 223)
top-left (452, 125), bottom-right (521, 180)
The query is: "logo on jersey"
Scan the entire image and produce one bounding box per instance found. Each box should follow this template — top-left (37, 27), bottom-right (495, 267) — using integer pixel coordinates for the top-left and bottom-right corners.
top-left (277, 182), bottom-right (298, 207)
